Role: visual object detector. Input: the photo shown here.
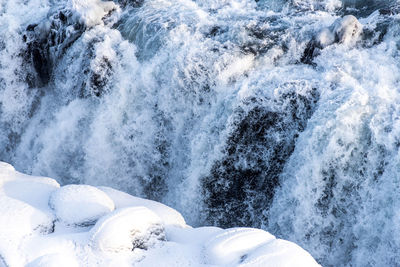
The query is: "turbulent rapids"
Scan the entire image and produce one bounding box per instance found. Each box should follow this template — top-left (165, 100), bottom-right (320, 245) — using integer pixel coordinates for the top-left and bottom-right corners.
top-left (1, 0), bottom-right (400, 266)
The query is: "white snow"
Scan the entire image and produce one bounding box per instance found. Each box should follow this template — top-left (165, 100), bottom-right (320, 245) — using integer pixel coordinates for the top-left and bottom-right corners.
top-left (26, 253), bottom-right (79, 267)
top-left (49, 184), bottom-right (115, 226)
top-left (98, 186), bottom-right (186, 227)
top-left (0, 162), bottom-right (59, 266)
top-left (90, 207), bottom-right (165, 253)
top-left (204, 228), bottom-right (275, 265)
top-left (0, 162), bottom-right (320, 266)
top-left (238, 239), bottom-right (322, 267)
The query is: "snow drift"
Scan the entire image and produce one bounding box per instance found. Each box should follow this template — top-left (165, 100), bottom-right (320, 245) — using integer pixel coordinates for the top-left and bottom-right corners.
top-left (0, 162), bottom-right (319, 267)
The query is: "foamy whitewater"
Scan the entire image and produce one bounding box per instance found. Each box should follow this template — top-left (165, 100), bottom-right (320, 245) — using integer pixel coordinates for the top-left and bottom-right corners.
top-left (0, 0), bottom-right (400, 266)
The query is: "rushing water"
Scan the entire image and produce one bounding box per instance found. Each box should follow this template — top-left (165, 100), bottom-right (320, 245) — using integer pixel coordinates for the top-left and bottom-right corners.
top-left (1, 0), bottom-right (400, 265)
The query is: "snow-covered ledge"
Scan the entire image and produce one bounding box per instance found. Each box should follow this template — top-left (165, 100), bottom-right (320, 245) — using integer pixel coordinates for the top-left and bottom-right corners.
top-left (0, 162), bottom-right (320, 267)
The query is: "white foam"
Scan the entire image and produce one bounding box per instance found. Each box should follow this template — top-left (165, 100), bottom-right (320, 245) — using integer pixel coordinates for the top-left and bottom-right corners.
top-left (69, 0), bottom-right (118, 27)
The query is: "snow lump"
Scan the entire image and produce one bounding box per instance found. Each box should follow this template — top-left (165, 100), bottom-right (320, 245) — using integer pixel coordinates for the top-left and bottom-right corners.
top-left (90, 207), bottom-right (165, 253)
top-left (0, 162), bottom-right (321, 267)
top-left (49, 184), bottom-right (115, 226)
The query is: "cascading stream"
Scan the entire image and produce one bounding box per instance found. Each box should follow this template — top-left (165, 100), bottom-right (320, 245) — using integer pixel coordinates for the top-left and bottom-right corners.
top-left (1, 0), bottom-right (400, 266)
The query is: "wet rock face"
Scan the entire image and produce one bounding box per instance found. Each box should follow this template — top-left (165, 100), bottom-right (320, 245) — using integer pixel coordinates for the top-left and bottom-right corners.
top-left (342, 0), bottom-right (399, 16)
top-left (202, 84), bottom-right (319, 228)
top-left (22, 4), bottom-right (119, 98)
top-left (301, 15), bottom-right (362, 64)
top-left (116, 0), bottom-right (144, 8)
top-left (378, 6), bottom-right (400, 15)
top-left (82, 53), bottom-right (114, 98)
top-left (23, 10), bottom-right (86, 87)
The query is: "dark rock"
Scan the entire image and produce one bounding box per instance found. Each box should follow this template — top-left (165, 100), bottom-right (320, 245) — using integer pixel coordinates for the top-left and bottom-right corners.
top-left (202, 83), bottom-right (319, 228)
top-left (117, 0), bottom-right (144, 8)
top-left (301, 40), bottom-right (319, 65)
top-left (22, 9), bottom-right (86, 87)
top-left (89, 57), bottom-right (113, 97)
top-left (31, 46), bottom-right (51, 85)
top-left (26, 24), bottom-right (38, 31)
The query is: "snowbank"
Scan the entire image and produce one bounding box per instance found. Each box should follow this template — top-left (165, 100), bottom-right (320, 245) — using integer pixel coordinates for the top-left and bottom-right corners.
top-left (49, 184), bottom-right (114, 226)
top-left (90, 207), bottom-right (165, 253)
top-left (0, 162), bottom-right (320, 266)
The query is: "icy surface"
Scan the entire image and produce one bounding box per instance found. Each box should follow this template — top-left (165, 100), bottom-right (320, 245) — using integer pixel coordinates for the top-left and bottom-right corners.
top-left (0, 162), bottom-right (319, 266)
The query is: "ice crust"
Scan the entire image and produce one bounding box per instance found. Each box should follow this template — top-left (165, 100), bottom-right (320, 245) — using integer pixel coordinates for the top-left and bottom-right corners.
top-left (0, 162), bottom-right (320, 266)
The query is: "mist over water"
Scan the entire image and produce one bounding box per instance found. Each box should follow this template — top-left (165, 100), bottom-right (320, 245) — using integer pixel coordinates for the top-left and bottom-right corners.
top-left (1, 0), bottom-right (400, 265)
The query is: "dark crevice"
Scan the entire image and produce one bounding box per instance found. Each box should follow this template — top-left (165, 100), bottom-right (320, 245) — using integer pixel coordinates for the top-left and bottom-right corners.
top-left (202, 84), bottom-right (319, 228)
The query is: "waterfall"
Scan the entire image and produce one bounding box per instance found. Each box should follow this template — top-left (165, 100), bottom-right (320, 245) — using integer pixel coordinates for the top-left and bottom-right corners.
top-left (1, 0), bottom-right (399, 265)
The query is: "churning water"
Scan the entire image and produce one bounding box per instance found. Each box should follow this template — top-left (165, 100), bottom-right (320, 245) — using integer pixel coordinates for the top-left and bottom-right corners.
top-left (1, 0), bottom-right (400, 265)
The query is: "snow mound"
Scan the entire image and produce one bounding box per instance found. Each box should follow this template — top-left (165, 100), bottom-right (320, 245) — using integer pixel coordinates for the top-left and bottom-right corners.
top-left (0, 163), bottom-right (60, 266)
top-left (90, 207), bottom-right (165, 253)
top-left (26, 253), bottom-right (79, 267)
top-left (204, 228), bottom-right (320, 267)
top-left (204, 228), bottom-right (275, 265)
top-left (0, 175), bottom-right (58, 236)
top-left (98, 186), bottom-right (186, 227)
top-left (49, 185), bottom-right (115, 226)
top-left (0, 162), bottom-right (15, 172)
top-left (238, 239), bottom-right (320, 267)
top-left (0, 197), bottom-right (54, 237)
top-left (0, 162), bottom-right (320, 266)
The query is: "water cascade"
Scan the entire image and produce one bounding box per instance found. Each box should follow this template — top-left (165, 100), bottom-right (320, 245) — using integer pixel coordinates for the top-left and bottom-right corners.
top-left (1, 0), bottom-right (400, 265)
